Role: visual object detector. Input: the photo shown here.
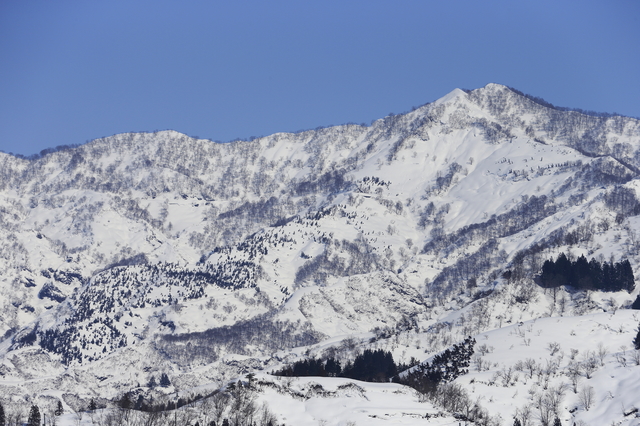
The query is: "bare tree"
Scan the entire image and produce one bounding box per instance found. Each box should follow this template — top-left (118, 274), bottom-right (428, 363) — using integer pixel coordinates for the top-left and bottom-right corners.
top-left (138, 409), bottom-right (163, 426)
top-left (516, 403), bottom-right (534, 426)
top-left (534, 392), bottom-right (553, 426)
top-left (6, 403), bottom-right (26, 426)
top-left (62, 394), bottom-right (86, 426)
top-left (579, 385), bottom-right (595, 411)
top-left (177, 407), bottom-right (198, 426)
top-left (211, 392), bottom-right (230, 425)
top-left (523, 358), bottom-right (538, 379)
top-left (228, 383), bottom-right (257, 426)
top-left (557, 293), bottom-right (568, 315)
top-left (569, 348), bottom-right (579, 361)
top-left (497, 366), bottom-right (516, 387)
top-left (616, 345), bottom-right (628, 367)
top-left (581, 350), bottom-right (598, 379)
top-left (566, 361), bottom-right (582, 393)
top-left (473, 354), bottom-right (489, 371)
top-left (256, 403), bottom-right (278, 426)
top-left (547, 342), bottom-right (561, 356)
top-left (546, 384), bottom-right (568, 417)
top-left (596, 342), bottom-right (608, 366)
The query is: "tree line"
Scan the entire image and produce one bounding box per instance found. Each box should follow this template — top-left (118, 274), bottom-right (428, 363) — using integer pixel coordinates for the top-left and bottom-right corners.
top-left (274, 337), bottom-right (476, 393)
top-left (273, 348), bottom-right (398, 382)
top-left (540, 253), bottom-right (635, 292)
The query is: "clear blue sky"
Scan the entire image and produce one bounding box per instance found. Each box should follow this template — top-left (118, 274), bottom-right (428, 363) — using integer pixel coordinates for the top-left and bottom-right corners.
top-left (1, 0), bottom-right (639, 157)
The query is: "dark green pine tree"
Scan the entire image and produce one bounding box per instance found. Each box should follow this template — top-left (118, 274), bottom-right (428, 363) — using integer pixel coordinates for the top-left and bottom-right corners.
top-left (89, 398), bottom-right (97, 411)
top-left (553, 417), bottom-right (562, 426)
top-left (589, 258), bottom-right (603, 289)
top-left (27, 405), bottom-right (40, 426)
top-left (632, 295), bottom-right (640, 310)
top-left (555, 253), bottom-right (571, 284)
top-left (513, 418), bottom-right (522, 426)
top-left (55, 400), bottom-right (64, 416)
top-left (572, 255), bottom-right (590, 288)
top-left (0, 401), bottom-right (5, 426)
top-left (120, 393), bottom-right (132, 410)
top-left (325, 357), bottom-right (341, 377)
top-left (617, 259), bottom-right (635, 292)
top-left (147, 375), bottom-right (157, 388)
top-left (541, 259), bottom-right (558, 288)
top-left (160, 372), bottom-right (171, 387)
top-left (601, 261), bottom-right (614, 291)
top-left (634, 322), bottom-right (640, 350)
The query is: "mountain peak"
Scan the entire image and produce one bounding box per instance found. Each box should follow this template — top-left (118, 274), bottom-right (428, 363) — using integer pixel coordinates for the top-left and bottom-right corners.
top-left (432, 87), bottom-right (469, 106)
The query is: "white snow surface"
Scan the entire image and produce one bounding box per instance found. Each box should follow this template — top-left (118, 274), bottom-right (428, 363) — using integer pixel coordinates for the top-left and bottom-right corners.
top-left (0, 83), bottom-right (640, 424)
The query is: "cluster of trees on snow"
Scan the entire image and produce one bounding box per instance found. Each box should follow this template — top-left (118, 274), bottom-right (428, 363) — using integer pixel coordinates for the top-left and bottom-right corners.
top-left (274, 349), bottom-right (397, 382)
top-left (473, 118), bottom-right (513, 144)
top-left (30, 260), bottom-right (314, 365)
top-left (421, 193), bottom-right (569, 303)
top-left (429, 184), bottom-right (640, 306)
top-left (471, 85), bottom-right (639, 163)
top-left (0, 401), bottom-right (69, 426)
top-left (0, 377), bottom-right (280, 426)
top-left (423, 194), bottom-right (559, 256)
top-left (397, 337), bottom-right (501, 425)
top-left (273, 338), bottom-right (487, 423)
top-left (294, 168), bottom-right (351, 196)
top-left (37, 317), bottom-right (125, 365)
top-left (396, 337), bottom-right (476, 393)
top-left (540, 253), bottom-right (635, 292)
top-left (90, 260), bottom-right (263, 312)
top-left (575, 157), bottom-right (635, 188)
top-left (425, 162), bottom-right (462, 196)
top-left (156, 316), bottom-right (322, 366)
top-left (294, 238), bottom-right (379, 286)
top-left (604, 185), bottom-right (640, 220)
top-left (426, 239), bottom-right (504, 303)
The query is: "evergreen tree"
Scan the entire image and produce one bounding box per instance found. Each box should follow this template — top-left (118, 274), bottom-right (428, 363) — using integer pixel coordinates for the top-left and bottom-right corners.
top-left (55, 400), bottom-right (64, 416)
top-left (120, 392), bottom-right (132, 410)
top-left (589, 258), bottom-right (603, 289)
top-left (617, 259), bottom-right (635, 292)
top-left (632, 295), bottom-right (640, 310)
top-left (573, 255), bottom-right (592, 289)
top-left (634, 322), bottom-right (640, 350)
top-left (0, 402), bottom-right (5, 426)
top-left (325, 357), bottom-right (341, 377)
top-left (27, 405), bottom-right (40, 426)
top-left (342, 349), bottom-right (397, 382)
top-left (540, 253), bottom-right (635, 292)
top-left (147, 375), bottom-right (157, 388)
top-left (541, 259), bottom-right (559, 288)
top-left (89, 398), bottom-right (97, 411)
top-left (555, 253), bottom-right (571, 284)
top-left (601, 262), bottom-right (614, 291)
top-left (553, 417), bottom-right (562, 426)
top-left (513, 418), bottom-right (522, 426)
top-left (135, 394), bottom-right (145, 410)
top-left (160, 372), bottom-right (171, 387)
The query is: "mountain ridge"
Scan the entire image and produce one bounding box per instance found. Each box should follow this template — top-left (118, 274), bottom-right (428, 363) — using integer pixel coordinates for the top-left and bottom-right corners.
top-left (1, 84), bottom-right (640, 425)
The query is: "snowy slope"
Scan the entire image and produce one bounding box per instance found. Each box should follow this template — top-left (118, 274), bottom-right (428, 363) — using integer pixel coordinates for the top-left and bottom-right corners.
top-left (1, 84), bottom-right (640, 424)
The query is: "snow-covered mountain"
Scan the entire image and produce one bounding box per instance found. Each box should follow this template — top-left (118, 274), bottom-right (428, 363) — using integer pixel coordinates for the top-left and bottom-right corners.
top-left (2, 83), bottom-right (640, 425)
